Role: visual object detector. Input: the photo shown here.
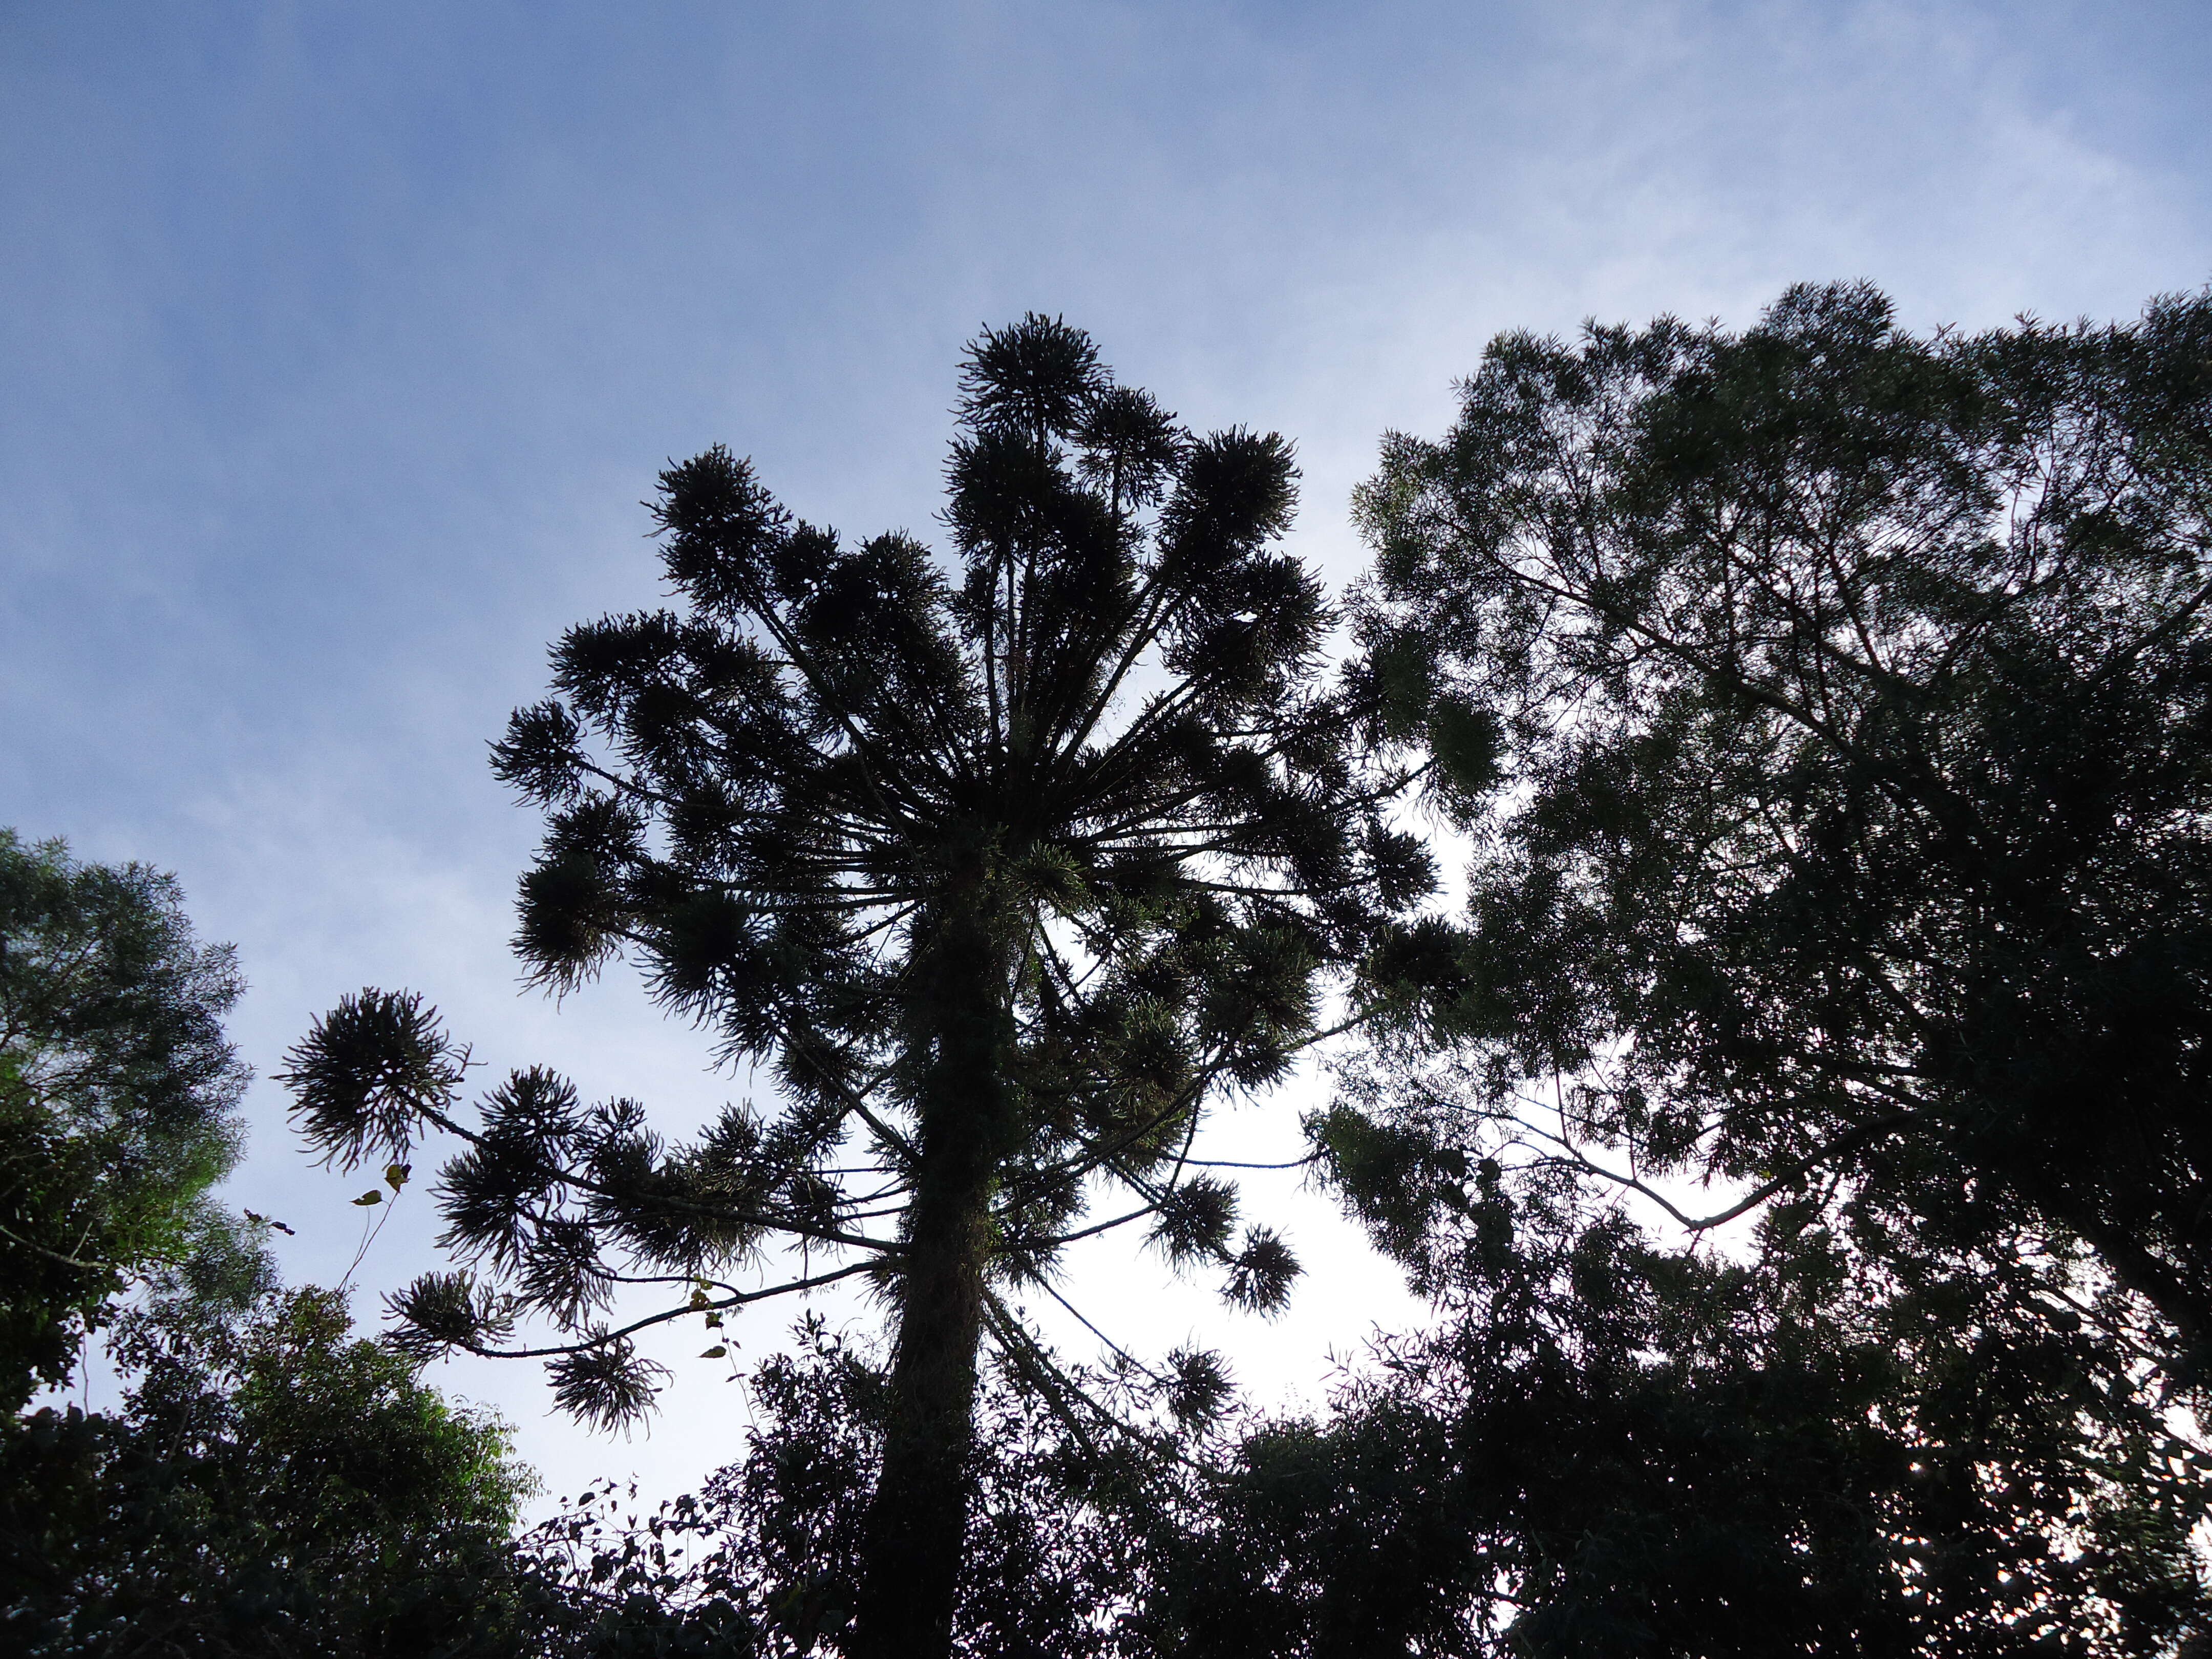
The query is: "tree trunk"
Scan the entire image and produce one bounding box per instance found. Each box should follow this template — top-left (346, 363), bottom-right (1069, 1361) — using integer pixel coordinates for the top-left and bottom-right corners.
top-left (851, 897), bottom-right (1013, 1659)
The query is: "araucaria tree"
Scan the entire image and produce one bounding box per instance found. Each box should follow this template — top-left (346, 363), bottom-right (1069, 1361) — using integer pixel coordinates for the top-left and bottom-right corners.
top-left (282, 318), bottom-right (1424, 1656)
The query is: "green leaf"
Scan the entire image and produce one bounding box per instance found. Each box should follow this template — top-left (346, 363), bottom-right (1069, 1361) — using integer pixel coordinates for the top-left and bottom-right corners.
top-left (351, 1190), bottom-right (383, 1207)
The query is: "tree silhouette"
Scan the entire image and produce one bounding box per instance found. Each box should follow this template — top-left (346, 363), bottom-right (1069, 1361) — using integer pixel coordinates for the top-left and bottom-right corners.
top-left (0, 830), bottom-right (253, 1411)
top-left (3, 1284), bottom-right (533, 1657)
top-left (282, 316), bottom-right (1424, 1657)
top-left (1349, 282), bottom-right (2212, 1415)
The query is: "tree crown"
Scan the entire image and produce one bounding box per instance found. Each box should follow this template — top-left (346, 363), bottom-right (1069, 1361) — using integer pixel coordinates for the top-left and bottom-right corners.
top-left (285, 317), bottom-right (1426, 1430)
top-left (0, 829), bottom-right (251, 1408)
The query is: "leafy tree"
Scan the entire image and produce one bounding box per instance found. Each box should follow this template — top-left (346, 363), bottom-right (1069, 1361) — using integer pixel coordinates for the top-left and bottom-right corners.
top-left (282, 316), bottom-right (1422, 1657)
top-left (0, 830), bottom-right (252, 1410)
top-left (1314, 281), bottom-right (2212, 1650)
top-left (1349, 279), bottom-right (2212, 1389)
top-left (512, 1184), bottom-right (2212, 1656)
top-left (0, 1282), bottom-right (536, 1657)
top-left (1218, 1121), bottom-right (2211, 1656)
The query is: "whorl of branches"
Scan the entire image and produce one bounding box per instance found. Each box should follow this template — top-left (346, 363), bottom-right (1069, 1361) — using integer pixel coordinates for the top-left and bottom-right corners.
top-left (279, 989), bottom-right (466, 1172)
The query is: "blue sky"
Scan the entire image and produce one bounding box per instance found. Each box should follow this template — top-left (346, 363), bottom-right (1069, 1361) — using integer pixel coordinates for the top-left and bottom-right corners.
top-left (6, 0), bottom-right (2208, 1506)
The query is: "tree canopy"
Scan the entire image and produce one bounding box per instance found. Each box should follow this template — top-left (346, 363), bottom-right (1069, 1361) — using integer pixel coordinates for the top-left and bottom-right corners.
top-left (0, 830), bottom-right (253, 1411)
top-left (173, 283), bottom-right (2212, 1655)
top-left (1322, 280), bottom-right (2212, 1648)
top-left (514, 1169), bottom-right (2209, 1657)
top-left (2, 1283), bottom-right (535, 1657)
top-left (1187, 1154), bottom-right (2211, 1655)
top-left (1351, 278), bottom-right (2212, 1377)
top-left (282, 315), bottom-right (1423, 1657)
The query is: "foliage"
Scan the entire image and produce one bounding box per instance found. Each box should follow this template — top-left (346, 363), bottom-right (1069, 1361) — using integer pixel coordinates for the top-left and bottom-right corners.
top-left (0, 830), bottom-right (252, 1411)
top-left (281, 316), bottom-right (1421, 1653)
top-left (518, 1317), bottom-right (1160, 1659)
top-left (1316, 280), bottom-right (2212, 1651)
top-left (1162, 1157), bottom-right (2211, 1656)
top-left (217, 284), bottom-right (2212, 1652)
top-left (1349, 279), bottom-right (2212, 1384)
top-left (514, 1175), bottom-right (2212, 1659)
top-left (0, 1284), bottom-right (536, 1657)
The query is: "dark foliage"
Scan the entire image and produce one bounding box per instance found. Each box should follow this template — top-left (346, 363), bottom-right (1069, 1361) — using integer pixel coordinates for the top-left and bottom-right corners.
top-left (233, 287), bottom-right (2212, 1654)
top-left (1316, 280), bottom-right (2212, 1649)
top-left (1162, 1159), bottom-right (2211, 1656)
top-left (517, 1317), bottom-right (1164, 1659)
top-left (283, 989), bottom-right (469, 1173)
top-left (1351, 280), bottom-right (2212, 1378)
top-left (0, 1285), bottom-right (535, 1657)
top-left (515, 1169), bottom-right (2212, 1658)
top-left (0, 830), bottom-right (252, 1411)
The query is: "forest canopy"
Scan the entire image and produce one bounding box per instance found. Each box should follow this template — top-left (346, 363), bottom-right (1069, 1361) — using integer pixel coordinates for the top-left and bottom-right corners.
top-left (10, 283), bottom-right (2211, 1656)
top-left (1331, 278), bottom-right (2212, 1651)
top-left (0, 831), bottom-right (255, 1411)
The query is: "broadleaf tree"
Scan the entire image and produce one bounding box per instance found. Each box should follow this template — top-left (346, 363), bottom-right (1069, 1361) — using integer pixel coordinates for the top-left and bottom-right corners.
top-left (1247, 1116), bottom-right (2212, 1653)
top-left (0, 830), bottom-right (254, 1411)
top-left (1343, 282), bottom-right (2212, 1519)
top-left (282, 316), bottom-right (1424, 1658)
top-left (2, 1283), bottom-right (535, 1658)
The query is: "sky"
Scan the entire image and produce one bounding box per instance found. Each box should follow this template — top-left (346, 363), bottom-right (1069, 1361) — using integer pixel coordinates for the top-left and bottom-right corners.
top-left (5, 0), bottom-right (2209, 1513)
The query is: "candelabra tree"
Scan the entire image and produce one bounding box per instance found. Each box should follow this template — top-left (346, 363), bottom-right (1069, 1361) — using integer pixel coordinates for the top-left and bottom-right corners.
top-left (280, 317), bottom-right (1428, 1659)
